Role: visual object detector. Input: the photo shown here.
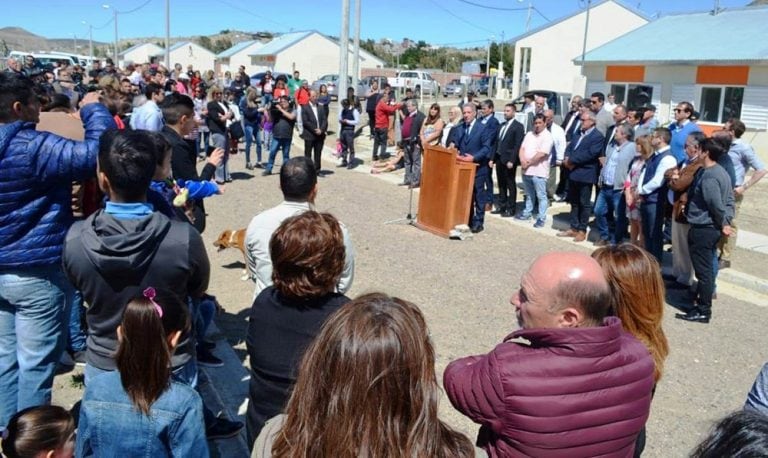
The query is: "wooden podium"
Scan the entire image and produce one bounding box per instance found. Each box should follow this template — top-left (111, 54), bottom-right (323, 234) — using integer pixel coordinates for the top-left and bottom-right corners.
top-left (415, 144), bottom-right (477, 238)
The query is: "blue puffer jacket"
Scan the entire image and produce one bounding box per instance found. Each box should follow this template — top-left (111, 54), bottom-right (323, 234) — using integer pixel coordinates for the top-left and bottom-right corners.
top-left (0, 104), bottom-right (115, 269)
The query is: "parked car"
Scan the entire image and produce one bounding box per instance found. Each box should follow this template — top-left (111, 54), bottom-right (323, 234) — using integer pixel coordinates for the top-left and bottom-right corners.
top-left (471, 77), bottom-right (489, 95)
top-left (388, 70), bottom-right (440, 96)
top-left (511, 90), bottom-right (572, 124)
top-left (442, 79), bottom-right (464, 97)
top-left (310, 74), bottom-right (367, 100)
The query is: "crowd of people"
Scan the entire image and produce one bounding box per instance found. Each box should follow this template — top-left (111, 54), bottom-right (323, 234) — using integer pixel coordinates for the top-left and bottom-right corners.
top-left (2, 53), bottom-right (768, 457)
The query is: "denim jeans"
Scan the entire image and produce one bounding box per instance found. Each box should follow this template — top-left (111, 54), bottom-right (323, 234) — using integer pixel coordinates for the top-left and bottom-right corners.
top-left (0, 266), bottom-right (71, 429)
top-left (522, 175), bottom-right (549, 221)
top-left (594, 186), bottom-right (622, 243)
top-left (266, 137), bottom-right (292, 173)
top-left (244, 123), bottom-right (262, 164)
top-left (196, 130), bottom-right (210, 158)
top-left (66, 288), bottom-right (87, 353)
top-left (212, 133), bottom-right (230, 183)
top-left (641, 200), bottom-right (665, 264)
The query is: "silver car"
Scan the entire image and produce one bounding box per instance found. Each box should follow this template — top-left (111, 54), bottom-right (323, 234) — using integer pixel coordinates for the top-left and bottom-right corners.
top-left (310, 74), bottom-right (367, 100)
top-left (443, 79), bottom-right (464, 97)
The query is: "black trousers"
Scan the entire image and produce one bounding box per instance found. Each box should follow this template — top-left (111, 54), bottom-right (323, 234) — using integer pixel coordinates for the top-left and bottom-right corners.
top-left (495, 161), bottom-right (518, 211)
top-left (367, 110), bottom-right (375, 135)
top-left (689, 225), bottom-right (720, 314)
top-left (304, 135), bottom-right (325, 171)
top-left (555, 164), bottom-right (570, 197)
top-left (373, 127), bottom-right (388, 159)
top-left (568, 180), bottom-right (593, 232)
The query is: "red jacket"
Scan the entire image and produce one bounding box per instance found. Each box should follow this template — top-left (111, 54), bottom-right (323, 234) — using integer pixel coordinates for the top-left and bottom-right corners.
top-left (295, 87), bottom-right (310, 105)
top-left (444, 317), bottom-right (654, 458)
top-left (374, 98), bottom-right (401, 129)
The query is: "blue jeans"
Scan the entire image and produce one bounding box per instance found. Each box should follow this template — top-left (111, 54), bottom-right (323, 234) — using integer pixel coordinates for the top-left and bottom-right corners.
top-left (594, 186), bottom-right (622, 243)
top-left (196, 131), bottom-right (210, 158)
top-left (244, 123), bottom-right (262, 164)
top-left (211, 133), bottom-right (230, 183)
top-left (67, 288), bottom-right (87, 353)
top-left (0, 267), bottom-right (71, 429)
top-left (266, 137), bottom-right (292, 172)
top-left (522, 175), bottom-right (549, 221)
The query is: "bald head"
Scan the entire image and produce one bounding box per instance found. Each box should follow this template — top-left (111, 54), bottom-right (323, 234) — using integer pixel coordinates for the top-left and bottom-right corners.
top-left (513, 252), bottom-right (611, 329)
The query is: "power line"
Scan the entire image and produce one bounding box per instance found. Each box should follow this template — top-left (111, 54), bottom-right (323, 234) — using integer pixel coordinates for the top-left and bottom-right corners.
top-left (92, 17), bottom-right (114, 30)
top-left (424, 0), bottom-right (496, 34)
top-left (213, 0), bottom-right (290, 29)
top-left (120, 0), bottom-right (156, 15)
top-left (457, 0), bottom-right (528, 11)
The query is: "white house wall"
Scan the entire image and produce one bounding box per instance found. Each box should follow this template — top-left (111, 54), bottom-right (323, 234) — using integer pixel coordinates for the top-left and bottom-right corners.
top-left (122, 44), bottom-right (164, 65)
top-left (512, 1), bottom-right (647, 97)
top-left (169, 44), bottom-right (215, 73)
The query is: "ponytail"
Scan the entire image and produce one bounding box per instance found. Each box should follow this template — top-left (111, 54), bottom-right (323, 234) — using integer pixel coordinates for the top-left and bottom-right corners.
top-left (116, 288), bottom-right (189, 415)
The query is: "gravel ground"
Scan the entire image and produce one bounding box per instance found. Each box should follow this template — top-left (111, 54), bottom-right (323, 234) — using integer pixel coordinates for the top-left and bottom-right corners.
top-left (51, 103), bottom-right (768, 455)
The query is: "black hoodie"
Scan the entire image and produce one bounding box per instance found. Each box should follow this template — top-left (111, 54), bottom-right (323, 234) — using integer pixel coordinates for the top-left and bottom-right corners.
top-left (63, 209), bottom-right (209, 370)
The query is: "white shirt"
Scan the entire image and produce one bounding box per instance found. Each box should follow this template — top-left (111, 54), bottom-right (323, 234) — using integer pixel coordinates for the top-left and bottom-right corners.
top-left (245, 201), bottom-right (356, 300)
top-left (549, 123), bottom-right (566, 162)
top-left (638, 146), bottom-right (677, 195)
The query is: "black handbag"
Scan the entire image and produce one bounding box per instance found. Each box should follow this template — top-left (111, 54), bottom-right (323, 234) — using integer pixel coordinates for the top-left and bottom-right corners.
top-left (228, 122), bottom-right (244, 140)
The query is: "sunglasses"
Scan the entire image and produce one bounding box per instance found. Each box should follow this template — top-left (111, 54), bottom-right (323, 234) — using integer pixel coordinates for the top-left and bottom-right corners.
top-left (674, 108), bottom-right (686, 113)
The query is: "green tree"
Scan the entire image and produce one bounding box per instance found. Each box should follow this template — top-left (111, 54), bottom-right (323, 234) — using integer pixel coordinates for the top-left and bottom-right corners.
top-left (197, 36), bottom-right (213, 50)
top-left (212, 38), bottom-right (233, 54)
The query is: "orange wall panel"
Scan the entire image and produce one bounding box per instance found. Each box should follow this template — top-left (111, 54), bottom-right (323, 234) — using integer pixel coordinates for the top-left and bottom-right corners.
top-left (696, 66), bottom-right (749, 85)
top-left (605, 65), bottom-right (645, 82)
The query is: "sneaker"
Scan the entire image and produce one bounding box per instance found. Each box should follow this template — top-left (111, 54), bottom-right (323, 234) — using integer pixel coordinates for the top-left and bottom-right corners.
top-left (245, 162), bottom-right (253, 170)
top-left (261, 170), bottom-right (272, 176)
top-left (254, 162), bottom-right (265, 169)
top-left (533, 219), bottom-right (546, 228)
top-left (71, 350), bottom-right (87, 366)
top-left (197, 347), bottom-right (224, 368)
top-left (514, 214), bottom-right (531, 221)
top-left (206, 416), bottom-right (244, 440)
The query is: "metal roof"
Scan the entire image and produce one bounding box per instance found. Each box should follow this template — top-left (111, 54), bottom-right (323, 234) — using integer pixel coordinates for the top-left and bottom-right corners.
top-left (507, 0), bottom-right (650, 44)
top-left (580, 5), bottom-right (768, 64)
top-left (216, 40), bottom-right (261, 58)
top-left (249, 31), bottom-right (314, 56)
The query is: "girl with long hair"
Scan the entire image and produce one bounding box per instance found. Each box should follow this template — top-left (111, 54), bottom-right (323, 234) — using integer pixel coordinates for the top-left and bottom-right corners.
top-left (421, 103), bottom-right (445, 147)
top-left (252, 293), bottom-right (481, 458)
top-left (76, 289), bottom-right (208, 457)
top-left (592, 243), bottom-right (670, 457)
top-left (2, 405), bottom-right (75, 458)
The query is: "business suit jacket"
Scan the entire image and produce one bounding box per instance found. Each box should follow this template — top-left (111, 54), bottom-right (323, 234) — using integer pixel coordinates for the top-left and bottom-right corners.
top-left (300, 102), bottom-right (327, 141)
top-left (495, 119), bottom-right (525, 166)
top-left (565, 128), bottom-right (605, 184)
top-left (403, 111), bottom-right (426, 144)
top-left (481, 114), bottom-right (501, 150)
top-left (454, 120), bottom-right (492, 172)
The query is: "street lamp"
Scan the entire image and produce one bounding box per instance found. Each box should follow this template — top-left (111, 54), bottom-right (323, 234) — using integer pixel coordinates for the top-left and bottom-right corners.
top-left (72, 33), bottom-right (78, 53)
top-left (102, 4), bottom-right (118, 63)
top-left (82, 21), bottom-right (93, 68)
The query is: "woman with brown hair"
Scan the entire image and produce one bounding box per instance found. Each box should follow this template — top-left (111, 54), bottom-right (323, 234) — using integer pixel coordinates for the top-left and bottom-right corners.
top-left (252, 293), bottom-right (482, 458)
top-left (624, 136), bottom-right (654, 246)
top-left (420, 102), bottom-right (445, 147)
top-left (245, 211), bottom-right (350, 447)
top-left (592, 243), bottom-right (670, 457)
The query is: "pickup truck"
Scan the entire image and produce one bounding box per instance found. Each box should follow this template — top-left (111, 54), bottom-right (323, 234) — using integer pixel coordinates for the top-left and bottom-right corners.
top-left (388, 70), bottom-right (440, 96)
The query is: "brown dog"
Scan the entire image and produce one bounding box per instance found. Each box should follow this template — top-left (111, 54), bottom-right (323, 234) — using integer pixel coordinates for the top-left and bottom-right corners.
top-left (213, 229), bottom-right (249, 280)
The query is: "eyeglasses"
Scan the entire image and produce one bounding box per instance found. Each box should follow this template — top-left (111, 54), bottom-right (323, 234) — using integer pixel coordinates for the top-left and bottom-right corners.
top-left (674, 108), bottom-right (685, 113)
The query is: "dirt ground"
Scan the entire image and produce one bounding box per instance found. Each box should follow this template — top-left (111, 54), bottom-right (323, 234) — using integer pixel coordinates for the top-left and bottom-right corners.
top-left (52, 101), bottom-right (768, 456)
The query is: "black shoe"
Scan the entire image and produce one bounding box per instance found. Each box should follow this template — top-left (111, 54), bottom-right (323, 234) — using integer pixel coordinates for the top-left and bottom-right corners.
top-left (245, 162), bottom-right (253, 170)
top-left (470, 225), bottom-right (484, 233)
top-left (500, 210), bottom-right (513, 218)
top-left (254, 162), bottom-right (265, 169)
top-left (373, 155), bottom-right (380, 161)
top-left (206, 416), bottom-right (244, 440)
top-left (197, 347), bottom-right (224, 368)
top-left (261, 170), bottom-right (272, 176)
top-left (718, 259), bottom-right (731, 269)
top-left (675, 309), bottom-right (711, 323)
top-left (338, 160), bottom-right (348, 168)
top-left (490, 207), bottom-right (505, 215)
top-left (347, 161), bottom-right (355, 170)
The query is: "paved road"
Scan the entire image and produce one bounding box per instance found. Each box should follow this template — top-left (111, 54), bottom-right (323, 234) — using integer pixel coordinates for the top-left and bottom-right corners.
top-left (52, 114), bottom-right (768, 456)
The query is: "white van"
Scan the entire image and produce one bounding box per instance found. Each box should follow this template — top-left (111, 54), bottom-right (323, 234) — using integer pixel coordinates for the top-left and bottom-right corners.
top-left (8, 51), bottom-right (77, 67)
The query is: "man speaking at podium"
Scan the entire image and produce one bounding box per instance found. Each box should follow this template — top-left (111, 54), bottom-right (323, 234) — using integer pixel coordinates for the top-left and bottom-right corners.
top-left (453, 103), bottom-right (493, 233)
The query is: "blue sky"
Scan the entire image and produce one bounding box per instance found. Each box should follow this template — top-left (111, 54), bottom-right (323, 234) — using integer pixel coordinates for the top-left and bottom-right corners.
top-left (2, 0), bottom-right (751, 48)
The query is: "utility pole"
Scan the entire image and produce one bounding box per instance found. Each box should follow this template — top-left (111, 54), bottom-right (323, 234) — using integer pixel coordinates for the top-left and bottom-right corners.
top-left (579, 0), bottom-right (591, 75)
top-left (113, 9), bottom-right (118, 63)
top-left (339, 0), bottom-right (350, 101)
top-left (82, 22), bottom-right (93, 67)
top-left (525, 0), bottom-right (533, 32)
top-left (73, 33), bottom-right (77, 53)
top-left (164, 0), bottom-right (170, 69)
top-left (351, 0), bottom-right (361, 96)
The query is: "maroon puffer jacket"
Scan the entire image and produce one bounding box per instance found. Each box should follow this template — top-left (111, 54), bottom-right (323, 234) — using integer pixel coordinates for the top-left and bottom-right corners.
top-left (444, 317), bottom-right (654, 458)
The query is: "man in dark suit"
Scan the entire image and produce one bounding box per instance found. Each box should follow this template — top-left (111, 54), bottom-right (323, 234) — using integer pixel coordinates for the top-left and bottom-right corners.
top-left (300, 90), bottom-right (328, 173)
top-left (557, 111), bottom-right (605, 242)
top-left (556, 96), bottom-right (584, 201)
top-left (455, 103), bottom-right (493, 233)
top-left (479, 99), bottom-right (500, 211)
top-left (490, 103), bottom-right (524, 217)
top-left (401, 99), bottom-right (426, 187)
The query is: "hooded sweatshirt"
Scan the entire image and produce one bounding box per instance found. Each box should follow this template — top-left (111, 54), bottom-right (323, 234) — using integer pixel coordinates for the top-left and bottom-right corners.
top-left (63, 209), bottom-right (209, 370)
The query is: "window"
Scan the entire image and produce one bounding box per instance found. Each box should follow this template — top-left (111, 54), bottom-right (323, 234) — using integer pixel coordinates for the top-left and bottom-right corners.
top-left (608, 83), bottom-right (653, 108)
top-left (699, 86), bottom-right (744, 123)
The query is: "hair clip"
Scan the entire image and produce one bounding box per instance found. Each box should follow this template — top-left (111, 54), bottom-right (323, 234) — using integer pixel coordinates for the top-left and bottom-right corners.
top-left (143, 287), bottom-right (163, 318)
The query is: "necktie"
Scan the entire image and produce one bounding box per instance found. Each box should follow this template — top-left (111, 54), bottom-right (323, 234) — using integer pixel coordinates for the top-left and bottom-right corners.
top-left (499, 122), bottom-right (509, 140)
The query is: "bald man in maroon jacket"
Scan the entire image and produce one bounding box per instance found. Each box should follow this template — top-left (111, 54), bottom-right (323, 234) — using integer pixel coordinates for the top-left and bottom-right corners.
top-left (444, 252), bottom-right (654, 458)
